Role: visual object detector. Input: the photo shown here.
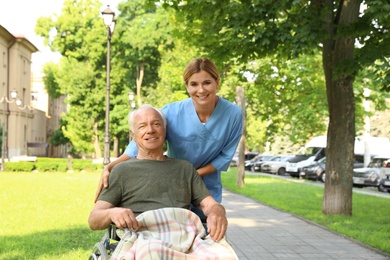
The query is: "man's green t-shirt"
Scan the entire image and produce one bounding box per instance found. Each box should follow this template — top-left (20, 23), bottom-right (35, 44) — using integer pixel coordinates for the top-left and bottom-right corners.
top-left (98, 157), bottom-right (211, 215)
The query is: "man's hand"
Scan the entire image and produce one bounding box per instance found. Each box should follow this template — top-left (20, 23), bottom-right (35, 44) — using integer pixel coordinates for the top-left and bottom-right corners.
top-left (94, 165), bottom-right (111, 203)
top-left (200, 197), bottom-right (228, 241)
top-left (89, 201), bottom-right (141, 231)
top-left (109, 207), bottom-right (141, 230)
top-left (206, 210), bottom-right (228, 241)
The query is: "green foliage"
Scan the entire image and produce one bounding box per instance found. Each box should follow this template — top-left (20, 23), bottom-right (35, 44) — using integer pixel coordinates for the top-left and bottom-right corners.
top-left (35, 0), bottom-right (390, 158)
top-left (49, 117), bottom-right (71, 146)
top-left (71, 159), bottom-right (101, 172)
top-left (6, 158), bottom-right (96, 172)
top-left (142, 40), bottom-right (198, 107)
top-left (35, 0), bottom-right (110, 155)
top-left (35, 0), bottom-right (179, 156)
top-left (33, 157), bottom-right (101, 172)
top-left (222, 169), bottom-right (390, 254)
top-left (42, 62), bottom-right (62, 99)
top-left (153, 0), bottom-right (390, 140)
top-left (4, 162), bottom-right (35, 172)
top-left (35, 161), bottom-right (68, 172)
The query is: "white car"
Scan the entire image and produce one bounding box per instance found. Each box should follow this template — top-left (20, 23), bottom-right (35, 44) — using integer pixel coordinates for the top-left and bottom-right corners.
top-left (353, 155), bottom-right (390, 191)
top-left (261, 155), bottom-right (294, 175)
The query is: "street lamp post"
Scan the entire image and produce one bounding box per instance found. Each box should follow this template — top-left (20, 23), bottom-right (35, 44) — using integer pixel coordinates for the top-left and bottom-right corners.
top-left (102, 5), bottom-right (116, 165)
top-left (1, 89), bottom-right (18, 171)
top-left (15, 97), bottom-right (36, 155)
top-left (128, 91), bottom-right (136, 142)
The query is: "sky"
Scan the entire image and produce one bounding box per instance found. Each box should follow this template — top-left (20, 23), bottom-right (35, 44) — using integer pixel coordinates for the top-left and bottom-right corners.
top-left (0, 0), bottom-right (121, 76)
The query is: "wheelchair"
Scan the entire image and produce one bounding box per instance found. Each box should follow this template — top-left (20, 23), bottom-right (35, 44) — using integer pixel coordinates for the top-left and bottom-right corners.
top-left (88, 217), bottom-right (208, 260)
top-left (88, 225), bottom-right (122, 260)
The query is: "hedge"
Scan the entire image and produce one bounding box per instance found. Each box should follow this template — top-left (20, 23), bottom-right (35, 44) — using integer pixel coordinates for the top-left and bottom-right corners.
top-left (4, 162), bottom-right (35, 172)
top-left (3, 158), bottom-right (103, 172)
top-left (35, 161), bottom-right (68, 172)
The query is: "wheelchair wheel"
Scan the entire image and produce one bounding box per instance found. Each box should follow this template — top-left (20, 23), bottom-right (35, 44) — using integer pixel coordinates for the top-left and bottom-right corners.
top-left (88, 241), bottom-right (109, 260)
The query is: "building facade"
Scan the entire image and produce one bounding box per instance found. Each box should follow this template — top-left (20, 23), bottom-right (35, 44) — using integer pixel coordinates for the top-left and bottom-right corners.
top-left (0, 25), bottom-right (67, 160)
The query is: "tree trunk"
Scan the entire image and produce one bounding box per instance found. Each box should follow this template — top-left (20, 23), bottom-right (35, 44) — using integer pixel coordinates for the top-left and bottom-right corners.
top-left (93, 120), bottom-right (102, 159)
top-left (136, 60), bottom-right (145, 107)
top-left (321, 0), bottom-right (360, 216)
top-left (113, 136), bottom-right (118, 158)
top-left (236, 86), bottom-right (246, 188)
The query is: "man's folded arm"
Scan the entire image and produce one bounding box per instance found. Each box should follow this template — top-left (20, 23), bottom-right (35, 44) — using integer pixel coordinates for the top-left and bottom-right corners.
top-left (89, 201), bottom-right (141, 230)
top-left (88, 201), bottom-right (116, 230)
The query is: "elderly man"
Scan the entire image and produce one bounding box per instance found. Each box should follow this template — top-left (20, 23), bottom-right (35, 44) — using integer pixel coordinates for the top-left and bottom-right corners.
top-left (88, 104), bottom-right (228, 242)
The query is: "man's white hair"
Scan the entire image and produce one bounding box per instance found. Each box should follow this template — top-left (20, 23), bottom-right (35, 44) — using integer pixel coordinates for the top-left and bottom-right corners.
top-left (128, 104), bottom-right (167, 132)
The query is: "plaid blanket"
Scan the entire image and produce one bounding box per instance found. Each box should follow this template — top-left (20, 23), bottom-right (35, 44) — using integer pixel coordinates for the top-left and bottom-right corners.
top-left (110, 208), bottom-right (238, 260)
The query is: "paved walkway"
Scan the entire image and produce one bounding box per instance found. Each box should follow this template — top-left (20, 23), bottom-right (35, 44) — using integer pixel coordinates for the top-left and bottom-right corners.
top-left (222, 188), bottom-right (390, 260)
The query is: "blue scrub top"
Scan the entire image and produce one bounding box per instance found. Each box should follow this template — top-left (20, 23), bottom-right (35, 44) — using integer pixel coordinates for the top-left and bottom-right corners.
top-left (124, 97), bottom-right (243, 202)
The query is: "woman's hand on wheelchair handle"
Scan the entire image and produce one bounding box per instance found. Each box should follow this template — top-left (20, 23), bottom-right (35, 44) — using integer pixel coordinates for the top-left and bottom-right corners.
top-left (94, 166), bottom-right (111, 203)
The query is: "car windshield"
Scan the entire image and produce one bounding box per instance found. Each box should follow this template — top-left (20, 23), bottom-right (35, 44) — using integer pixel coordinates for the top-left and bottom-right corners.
top-left (260, 155), bottom-right (274, 161)
top-left (250, 155), bottom-right (262, 162)
top-left (297, 147), bottom-right (322, 156)
top-left (318, 157), bottom-right (326, 163)
top-left (368, 158), bottom-right (389, 168)
top-left (280, 156), bottom-right (292, 162)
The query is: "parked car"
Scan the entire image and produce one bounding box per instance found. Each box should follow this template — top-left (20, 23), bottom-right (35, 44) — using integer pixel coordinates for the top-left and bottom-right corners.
top-left (300, 157), bottom-right (327, 182)
top-left (244, 154), bottom-right (263, 171)
top-left (247, 155), bottom-right (276, 172)
top-left (353, 155), bottom-right (390, 191)
top-left (230, 151), bottom-right (259, 167)
top-left (301, 155), bottom-right (366, 182)
top-left (261, 155), bottom-right (294, 175)
top-left (379, 173), bottom-right (390, 193)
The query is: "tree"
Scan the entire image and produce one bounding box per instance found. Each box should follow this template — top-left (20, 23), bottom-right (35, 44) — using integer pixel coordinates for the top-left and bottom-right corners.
top-left (240, 53), bottom-right (328, 146)
top-left (36, 0), bottom-right (191, 157)
top-left (115, 0), bottom-right (174, 105)
top-left (155, 0), bottom-right (390, 215)
top-left (36, 0), bottom-right (111, 157)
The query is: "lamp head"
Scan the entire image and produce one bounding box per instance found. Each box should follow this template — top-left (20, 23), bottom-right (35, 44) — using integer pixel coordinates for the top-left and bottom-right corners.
top-left (101, 5), bottom-right (115, 27)
top-left (10, 89), bottom-right (17, 99)
top-left (128, 91), bottom-right (135, 101)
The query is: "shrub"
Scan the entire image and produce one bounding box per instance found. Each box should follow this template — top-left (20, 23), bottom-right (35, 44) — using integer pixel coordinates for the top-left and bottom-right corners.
top-left (71, 159), bottom-right (101, 172)
top-left (4, 162), bottom-right (35, 172)
top-left (35, 161), bottom-right (68, 172)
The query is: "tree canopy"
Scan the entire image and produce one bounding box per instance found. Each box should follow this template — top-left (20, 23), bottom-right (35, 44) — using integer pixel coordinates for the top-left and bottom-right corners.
top-left (36, 0), bottom-right (390, 215)
top-left (151, 0), bottom-right (390, 215)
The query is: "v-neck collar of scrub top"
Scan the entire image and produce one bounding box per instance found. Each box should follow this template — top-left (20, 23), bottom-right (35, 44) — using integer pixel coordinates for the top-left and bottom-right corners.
top-left (189, 96), bottom-right (221, 141)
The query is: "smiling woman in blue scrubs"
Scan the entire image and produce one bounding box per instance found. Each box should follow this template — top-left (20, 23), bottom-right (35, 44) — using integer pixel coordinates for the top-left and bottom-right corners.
top-left (95, 58), bottom-right (243, 218)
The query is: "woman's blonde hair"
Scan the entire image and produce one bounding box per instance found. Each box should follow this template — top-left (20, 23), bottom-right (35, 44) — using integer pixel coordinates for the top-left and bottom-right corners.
top-left (183, 58), bottom-right (220, 84)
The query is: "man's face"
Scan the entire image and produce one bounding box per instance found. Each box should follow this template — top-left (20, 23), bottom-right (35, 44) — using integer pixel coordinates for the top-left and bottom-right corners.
top-left (132, 107), bottom-right (166, 153)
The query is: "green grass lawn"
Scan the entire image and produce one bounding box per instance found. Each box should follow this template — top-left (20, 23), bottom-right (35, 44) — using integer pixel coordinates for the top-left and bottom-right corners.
top-left (1, 169), bottom-right (389, 259)
top-left (0, 171), bottom-right (104, 260)
top-left (222, 168), bottom-right (390, 255)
